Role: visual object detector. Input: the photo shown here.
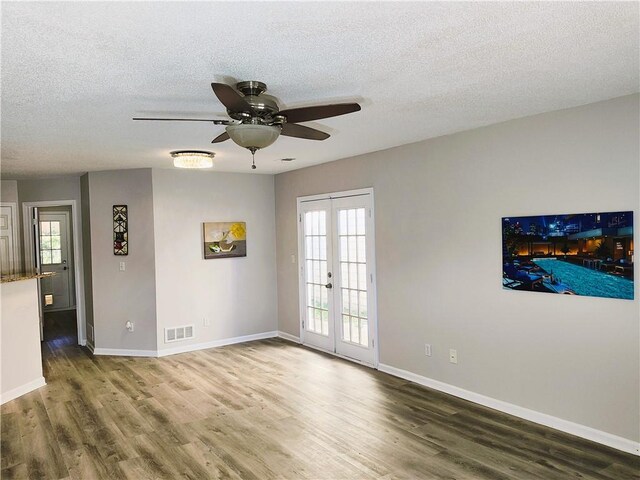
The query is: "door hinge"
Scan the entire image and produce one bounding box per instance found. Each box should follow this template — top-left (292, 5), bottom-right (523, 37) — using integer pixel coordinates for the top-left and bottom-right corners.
top-left (299, 214), bottom-right (302, 222)
top-left (32, 218), bottom-right (38, 226)
top-left (369, 209), bottom-right (372, 218)
top-left (370, 273), bottom-right (373, 283)
top-left (302, 320), bottom-right (305, 329)
top-left (372, 339), bottom-right (375, 347)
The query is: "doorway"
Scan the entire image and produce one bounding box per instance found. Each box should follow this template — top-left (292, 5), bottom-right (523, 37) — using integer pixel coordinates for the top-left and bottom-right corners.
top-left (38, 208), bottom-right (76, 312)
top-left (23, 201), bottom-right (85, 345)
top-left (297, 188), bottom-right (378, 367)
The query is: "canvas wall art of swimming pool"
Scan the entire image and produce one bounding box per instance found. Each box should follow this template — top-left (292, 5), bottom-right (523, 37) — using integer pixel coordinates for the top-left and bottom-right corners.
top-left (502, 211), bottom-right (634, 300)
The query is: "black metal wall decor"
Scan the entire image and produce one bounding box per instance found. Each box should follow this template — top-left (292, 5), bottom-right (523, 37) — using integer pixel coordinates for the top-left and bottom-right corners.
top-left (113, 205), bottom-right (128, 255)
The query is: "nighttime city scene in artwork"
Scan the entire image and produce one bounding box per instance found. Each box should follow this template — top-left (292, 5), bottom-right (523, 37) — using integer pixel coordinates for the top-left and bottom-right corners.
top-left (502, 211), bottom-right (634, 299)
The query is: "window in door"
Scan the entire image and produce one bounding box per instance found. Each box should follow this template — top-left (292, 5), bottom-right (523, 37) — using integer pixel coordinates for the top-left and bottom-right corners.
top-left (40, 220), bottom-right (62, 265)
top-left (304, 210), bottom-right (329, 335)
top-left (338, 208), bottom-right (368, 347)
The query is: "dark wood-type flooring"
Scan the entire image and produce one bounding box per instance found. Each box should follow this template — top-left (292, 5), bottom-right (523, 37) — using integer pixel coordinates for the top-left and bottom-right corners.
top-left (1, 310), bottom-right (638, 479)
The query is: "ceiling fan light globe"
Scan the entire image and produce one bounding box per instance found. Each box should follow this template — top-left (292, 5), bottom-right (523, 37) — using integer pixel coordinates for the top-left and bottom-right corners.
top-left (226, 124), bottom-right (281, 150)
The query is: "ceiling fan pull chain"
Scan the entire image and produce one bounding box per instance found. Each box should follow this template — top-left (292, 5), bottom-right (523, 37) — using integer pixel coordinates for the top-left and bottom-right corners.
top-left (251, 150), bottom-right (257, 170)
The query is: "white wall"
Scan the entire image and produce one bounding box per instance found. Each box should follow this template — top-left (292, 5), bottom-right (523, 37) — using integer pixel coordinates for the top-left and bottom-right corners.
top-left (274, 94), bottom-right (640, 443)
top-left (87, 169), bottom-right (157, 352)
top-left (1, 279), bottom-right (45, 403)
top-left (152, 169), bottom-right (278, 352)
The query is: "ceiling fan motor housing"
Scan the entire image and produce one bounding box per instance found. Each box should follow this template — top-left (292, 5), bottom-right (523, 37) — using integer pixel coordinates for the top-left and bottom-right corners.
top-left (228, 81), bottom-right (281, 124)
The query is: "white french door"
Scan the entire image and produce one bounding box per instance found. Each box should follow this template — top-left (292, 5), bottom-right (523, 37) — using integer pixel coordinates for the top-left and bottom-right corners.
top-left (298, 189), bottom-right (377, 366)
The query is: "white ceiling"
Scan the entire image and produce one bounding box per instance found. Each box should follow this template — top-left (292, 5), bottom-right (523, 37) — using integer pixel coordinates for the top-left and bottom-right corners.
top-left (1, 2), bottom-right (638, 179)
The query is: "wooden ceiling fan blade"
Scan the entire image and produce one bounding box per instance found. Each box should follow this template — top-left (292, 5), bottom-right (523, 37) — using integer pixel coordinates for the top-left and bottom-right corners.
top-left (211, 132), bottom-right (230, 143)
top-left (132, 117), bottom-right (231, 124)
top-left (211, 83), bottom-right (255, 114)
top-left (281, 123), bottom-right (330, 141)
top-left (278, 103), bottom-right (361, 123)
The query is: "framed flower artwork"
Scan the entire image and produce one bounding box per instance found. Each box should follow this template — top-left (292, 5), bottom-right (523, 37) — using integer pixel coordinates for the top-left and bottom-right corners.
top-left (203, 222), bottom-right (246, 259)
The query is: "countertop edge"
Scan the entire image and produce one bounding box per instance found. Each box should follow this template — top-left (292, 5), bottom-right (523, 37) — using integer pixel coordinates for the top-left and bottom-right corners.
top-left (1, 272), bottom-right (56, 284)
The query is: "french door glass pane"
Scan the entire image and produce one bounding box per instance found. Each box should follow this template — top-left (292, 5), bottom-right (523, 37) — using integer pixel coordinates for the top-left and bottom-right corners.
top-left (304, 210), bottom-right (328, 336)
top-left (337, 207), bottom-right (369, 347)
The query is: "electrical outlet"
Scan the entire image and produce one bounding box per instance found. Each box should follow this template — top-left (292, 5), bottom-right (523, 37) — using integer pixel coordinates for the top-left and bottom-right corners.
top-left (290, 254), bottom-right (296, 264)
top-left (203, 317), bottom-right (210, 327)
top-left (119, 262), bottom-right (126, 271)
top-left (424, 344), bottom-right (432, 357)
top-left (125, 321), bottom-right (134, 332)
top-left (449, 349), bottom-right (458, 364)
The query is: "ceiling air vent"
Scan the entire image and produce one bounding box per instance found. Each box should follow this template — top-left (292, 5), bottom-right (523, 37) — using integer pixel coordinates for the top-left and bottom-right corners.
top-left (165, 325), bottom-right (194, 343)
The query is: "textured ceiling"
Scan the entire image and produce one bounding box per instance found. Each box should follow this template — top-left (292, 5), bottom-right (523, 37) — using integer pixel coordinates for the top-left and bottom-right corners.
top-left (1, 1), bottom-right (638, 178)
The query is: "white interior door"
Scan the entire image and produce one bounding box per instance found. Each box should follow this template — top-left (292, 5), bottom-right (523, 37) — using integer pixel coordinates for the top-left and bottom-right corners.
top-left (39, 212), bottom-right (73, 311)
top-left (298, 190), bottom-right (377, 366)
top-left (0, 205), bottom-right (17, 275)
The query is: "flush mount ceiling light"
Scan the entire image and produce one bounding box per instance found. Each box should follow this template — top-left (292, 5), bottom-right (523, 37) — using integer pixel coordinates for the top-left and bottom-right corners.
top-left (170, 150), bottom-right (215, 169)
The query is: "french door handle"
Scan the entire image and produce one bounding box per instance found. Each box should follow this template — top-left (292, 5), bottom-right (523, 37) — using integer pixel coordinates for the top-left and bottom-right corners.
top-left (325, 283), bottom-right (333, 289)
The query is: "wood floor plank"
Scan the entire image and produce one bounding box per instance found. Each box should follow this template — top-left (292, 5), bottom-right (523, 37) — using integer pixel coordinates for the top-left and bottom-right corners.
top-left (0, 463), bottom-right (29, 480)
top-left (0, 413), bottom-right (23, 471)
top-left (1, 311), bottom-right (638, 480)
top-left (15, 391), bottom-right (69, 479)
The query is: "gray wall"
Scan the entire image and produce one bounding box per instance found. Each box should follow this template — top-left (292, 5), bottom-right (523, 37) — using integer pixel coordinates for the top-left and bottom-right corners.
top-left (17, 176), bottom-right (81, 204)
top-left (274, 94), bottom-right (640, 442)
top-left (87, 169), bottom-right (157, 351)
top-left (16, 176), bottom-right (82, 271)
top-left (1, 180), bottom-right (18, 204)
top-left (152, 169), bottom-right (278, 351)
top-left (80, 174), bottom-right (94, 346)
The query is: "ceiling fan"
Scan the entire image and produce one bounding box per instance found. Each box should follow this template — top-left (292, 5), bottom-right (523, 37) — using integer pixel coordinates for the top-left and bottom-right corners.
top-left (133, 80), bottom-right (361, 169)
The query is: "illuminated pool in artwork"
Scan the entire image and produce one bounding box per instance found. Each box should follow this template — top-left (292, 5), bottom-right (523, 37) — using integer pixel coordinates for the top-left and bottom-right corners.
top-left (532, 258), bottom-right (633, 300)
top-left (502, 211), bottom-right (633, 300)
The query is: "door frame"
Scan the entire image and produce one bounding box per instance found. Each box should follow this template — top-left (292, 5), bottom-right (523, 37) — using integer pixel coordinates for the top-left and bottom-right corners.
top-left (0, 202), bottom-right (21, 275)
top-left (23, 200), bottom-right (86, 346)
top-left (296, 187), bottom-right (379, 368)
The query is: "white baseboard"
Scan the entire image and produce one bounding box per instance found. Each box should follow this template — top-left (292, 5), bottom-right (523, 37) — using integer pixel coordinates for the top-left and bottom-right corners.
top-left (157, 331), bottom-right (279, 357)
top-left (277, 331), bottom-right (301, 343)
top-left (89, 331), bottom-right (281, 358)
top-left (378, 363), bottom-right (639, 456)
top-left (92, 347), bottom-right (157, 357)
top-left (1, 376), bottom-right (46, 405)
